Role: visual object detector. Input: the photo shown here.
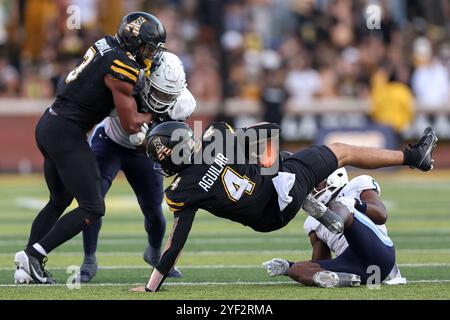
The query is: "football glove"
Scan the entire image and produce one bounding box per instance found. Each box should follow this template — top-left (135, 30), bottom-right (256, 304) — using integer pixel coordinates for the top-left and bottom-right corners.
top-left (129, 123), bottom-right (149, 146)
top-left (262, 258), bottom-right (290, 277)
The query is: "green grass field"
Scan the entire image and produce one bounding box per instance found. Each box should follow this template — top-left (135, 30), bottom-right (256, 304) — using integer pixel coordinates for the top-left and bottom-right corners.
top-left (1, 170), bottom-right (450, 300)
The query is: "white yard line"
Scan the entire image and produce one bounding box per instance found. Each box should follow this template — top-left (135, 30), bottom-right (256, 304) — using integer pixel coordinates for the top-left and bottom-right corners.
top-left (3, 248), bottom-right (450, 258)
top-left (1, 280), bottom-right (450, 288)
top-left (1, 263), bottom-right (450, 272)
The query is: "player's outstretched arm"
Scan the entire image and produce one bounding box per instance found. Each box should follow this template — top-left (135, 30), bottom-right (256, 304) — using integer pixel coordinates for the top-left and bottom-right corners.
top-left (145, 208), bottom-right (197, 292)
top-left (105, 75), bottom-right (153, 134)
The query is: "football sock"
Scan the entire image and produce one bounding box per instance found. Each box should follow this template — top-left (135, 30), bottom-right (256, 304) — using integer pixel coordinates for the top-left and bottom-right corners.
top-left (144, 215), bottom-right (165, 250)
top-left (27, 200), bottom-right (68, 247)
top-left (82, 253), bottom-right (97, 266)
top-left (402, 149), bottom-right (420, 167)
top-left (25, 246), bottom-right (45, 263)
top-left (38, 208), bottom-right (90, 254)
top-left (82, 217), bottom-right (102, 255)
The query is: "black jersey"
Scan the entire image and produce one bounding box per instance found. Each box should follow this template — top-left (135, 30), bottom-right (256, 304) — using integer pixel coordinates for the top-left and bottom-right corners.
top-left (151, 122), bottom-right (283, 290)
top-left (52, 36), bottom-right (141, 131)
top-left (165, 122), bottom-right (278, 229)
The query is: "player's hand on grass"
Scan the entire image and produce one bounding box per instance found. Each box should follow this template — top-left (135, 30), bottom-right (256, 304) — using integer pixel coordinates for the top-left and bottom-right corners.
top-left (129, 286), bottom-right (146, 292)
top-left (129, 285), bottom-right (155, 292)
top-left (262, 258), bottom-right (290, 276)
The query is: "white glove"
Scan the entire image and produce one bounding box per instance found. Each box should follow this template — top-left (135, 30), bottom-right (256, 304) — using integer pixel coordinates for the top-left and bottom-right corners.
top-left (336, 196), bottom-right (356, 214)
top-left (129, 123), bottom-right (149, 146)
top-left (262, 258), bottom-right (290, 277)
top-left (167, 88), bottom-right (196, 121)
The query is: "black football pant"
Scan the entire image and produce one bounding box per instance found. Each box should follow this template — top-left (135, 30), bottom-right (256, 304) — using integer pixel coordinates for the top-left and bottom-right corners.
top-left (27, 108), bottom-right (105, 255)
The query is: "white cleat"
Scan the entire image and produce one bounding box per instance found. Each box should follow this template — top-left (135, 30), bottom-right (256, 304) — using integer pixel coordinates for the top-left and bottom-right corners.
top-left (313, 271), bottom-right (340, 288)
top-left (14, 268), bottom-right (33, 284)
top-left (313, 271), bottom-right (361, 288)
top-left (302, 195), bottom-right (344, 234)
top-left (14, 250), bottom-right (56, 284)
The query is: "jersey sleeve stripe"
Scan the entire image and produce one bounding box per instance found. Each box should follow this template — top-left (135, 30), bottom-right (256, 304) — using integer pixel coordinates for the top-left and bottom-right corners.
top-left (165, 195), bottom-right (185, 207)
top-left (110, 66), bottom-right (138, 83)
top-left (167, 206), bottom-right (182, 212)
top-left (112, 60), bottom-right (139, 76)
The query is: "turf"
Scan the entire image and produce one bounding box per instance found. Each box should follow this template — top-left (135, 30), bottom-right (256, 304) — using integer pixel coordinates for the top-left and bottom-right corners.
top-left (1, 170), bottom-right (450, 300)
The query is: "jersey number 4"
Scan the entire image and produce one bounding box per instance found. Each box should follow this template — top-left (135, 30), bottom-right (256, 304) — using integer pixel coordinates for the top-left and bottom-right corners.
top-left (221, 167), bottom-right (255, 202)
top-left (65, 47), bottom-right (96, 83)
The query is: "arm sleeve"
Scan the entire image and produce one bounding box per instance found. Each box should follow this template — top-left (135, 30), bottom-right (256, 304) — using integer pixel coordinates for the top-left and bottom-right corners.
top-left (153, 207), bottom-right (196, 290)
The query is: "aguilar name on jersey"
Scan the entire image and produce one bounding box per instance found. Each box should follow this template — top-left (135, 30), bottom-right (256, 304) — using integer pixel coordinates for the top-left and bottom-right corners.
top-left (164, 122), bottom-right (278, 230)
top-left (51, 36), bottom-right (141, 131)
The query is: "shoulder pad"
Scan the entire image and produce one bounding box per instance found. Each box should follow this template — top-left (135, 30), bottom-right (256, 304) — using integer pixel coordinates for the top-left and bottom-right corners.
top-left (348, 175), bottom-right (381, 195)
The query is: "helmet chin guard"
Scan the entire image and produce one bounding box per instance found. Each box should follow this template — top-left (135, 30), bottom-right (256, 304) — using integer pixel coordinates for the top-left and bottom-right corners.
top-left (313, 168), bottom-right (349, 205)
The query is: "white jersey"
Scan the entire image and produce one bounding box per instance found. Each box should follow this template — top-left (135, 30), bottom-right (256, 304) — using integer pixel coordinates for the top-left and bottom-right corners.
top-left (303, 175), bottom-right (405, 284)
top-left (104, 87), bottom-right (196, 149)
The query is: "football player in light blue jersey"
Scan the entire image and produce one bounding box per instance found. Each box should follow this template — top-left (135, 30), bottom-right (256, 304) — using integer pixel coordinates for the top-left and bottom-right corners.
top-left (263, 168), bottom-right (406, 288)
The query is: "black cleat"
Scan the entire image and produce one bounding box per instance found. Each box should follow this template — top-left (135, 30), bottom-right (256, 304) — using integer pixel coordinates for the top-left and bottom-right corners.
top-left (407, 127), bottom-right (438, 172)
top-left (14, 251), bottom-right (56, 284)
top-left (77, 254), bottom-right (98, 283)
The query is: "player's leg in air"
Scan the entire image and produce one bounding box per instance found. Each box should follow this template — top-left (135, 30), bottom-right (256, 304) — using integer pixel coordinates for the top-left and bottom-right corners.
top-left (263, 201), bottom-right (395, 287)
top-left (280, 127), bottom-right (438, 233)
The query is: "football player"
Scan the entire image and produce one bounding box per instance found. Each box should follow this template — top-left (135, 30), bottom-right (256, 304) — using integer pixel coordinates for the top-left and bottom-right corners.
top-left (262, 168), bottom-right (406, 288)
top-left (131, 122), bottom-right (436, 292)
top-left (78, 52), bottom-right (196, 282)
top-left (14, 12), bottom-right (166, 284)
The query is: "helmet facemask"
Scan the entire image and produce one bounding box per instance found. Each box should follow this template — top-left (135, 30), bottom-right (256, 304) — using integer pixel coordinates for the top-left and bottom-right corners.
top-left (312, 168), bottom-right (349, 205)
top-left (139, 52), bottom-right (187, 114)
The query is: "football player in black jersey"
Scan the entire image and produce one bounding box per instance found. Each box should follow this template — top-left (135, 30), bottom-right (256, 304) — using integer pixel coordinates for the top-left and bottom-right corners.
top-left (132, 122), bottom-right (437, 292)
top-left (14, 12), bottom-right (166, 284)
top-left (78, 52), bottom-right (196, 282)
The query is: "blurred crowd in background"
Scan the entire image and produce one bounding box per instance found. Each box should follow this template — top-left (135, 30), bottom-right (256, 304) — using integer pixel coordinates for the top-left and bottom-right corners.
top-left (0, 0), bottom-right (450, 136)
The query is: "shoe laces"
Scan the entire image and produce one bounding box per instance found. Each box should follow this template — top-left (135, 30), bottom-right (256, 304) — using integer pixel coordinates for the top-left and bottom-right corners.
top-left (40, 257), bottom-right (54, 278)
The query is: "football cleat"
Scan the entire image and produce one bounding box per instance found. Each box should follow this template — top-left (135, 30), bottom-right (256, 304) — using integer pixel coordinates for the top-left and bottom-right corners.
top-left (407, 127), bottom-right (438, 172)
top-left (77, 254), bottom-right (98, 283)
top-left (14, 251), bottom-right (56, 284)
top-left (14, 267), bottom-right (33, 284)
top-left (143, 246), bottom-right (183, 278)
top-left (262, 258), bottom-right (290, 277)
top-left (302, 195), bottom-right (344, 234)
top-left (313, 271), bottom-right (361, 288)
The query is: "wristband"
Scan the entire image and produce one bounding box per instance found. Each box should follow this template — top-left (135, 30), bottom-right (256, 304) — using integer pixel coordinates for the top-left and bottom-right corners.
top-left (354, 198), bottom-right (367, 213)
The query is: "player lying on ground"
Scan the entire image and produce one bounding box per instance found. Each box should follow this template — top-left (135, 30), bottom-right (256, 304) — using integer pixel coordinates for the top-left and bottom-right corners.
top-left (14, 12), bottom-right (167, 284)
top-left (78, 52), bottom-right (195, 282)
top-left (131, 121), bottom-right (436, 292)
top-left (262, 168), bottom-right (406, 288)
